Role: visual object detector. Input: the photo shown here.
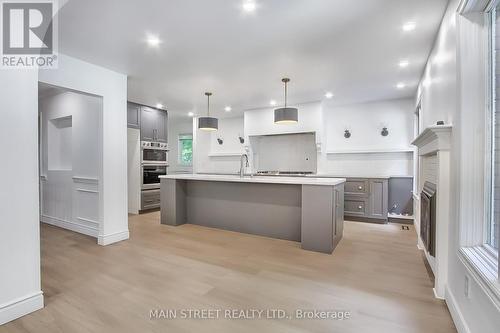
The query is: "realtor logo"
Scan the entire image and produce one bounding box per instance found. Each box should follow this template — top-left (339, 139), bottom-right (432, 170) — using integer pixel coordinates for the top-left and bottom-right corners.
top-left (1, 0), bottom-right (58, 68)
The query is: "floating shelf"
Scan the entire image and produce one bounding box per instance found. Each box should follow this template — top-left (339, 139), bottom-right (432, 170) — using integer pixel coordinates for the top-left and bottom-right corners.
top-left (208, 152), bottom-right (244, 157)
top-left (326, 148), bottom-right (414, 154)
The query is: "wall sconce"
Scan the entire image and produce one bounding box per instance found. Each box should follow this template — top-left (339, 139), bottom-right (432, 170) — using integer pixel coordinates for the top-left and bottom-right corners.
top-left (217, 137), bottom-right (224, 145)
top-left (238, 135), bottom-right (245, 144)
top-left (381, 127), bottom-right (389, 137)
top-left (344, 129), bottom-right (351, 139)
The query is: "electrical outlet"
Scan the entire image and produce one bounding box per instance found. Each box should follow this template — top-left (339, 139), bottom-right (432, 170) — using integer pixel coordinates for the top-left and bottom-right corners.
top-left (464, 275), bottom-right (470, 298)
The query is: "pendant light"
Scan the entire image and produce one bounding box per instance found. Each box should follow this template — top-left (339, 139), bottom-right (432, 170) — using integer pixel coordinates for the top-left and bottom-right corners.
top-left (274, 78), bottom-right (298, 124)
top-left (198, 92), bottom-right (218, 131)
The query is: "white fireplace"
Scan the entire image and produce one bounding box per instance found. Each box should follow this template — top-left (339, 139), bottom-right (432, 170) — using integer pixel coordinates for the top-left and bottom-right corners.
top-left (412, 124), bottom-right (452, 299)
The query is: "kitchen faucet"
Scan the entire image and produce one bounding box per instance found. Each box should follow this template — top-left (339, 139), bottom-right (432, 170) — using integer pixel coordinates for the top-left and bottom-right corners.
top-left (240, 154), bottom-right (249, 178)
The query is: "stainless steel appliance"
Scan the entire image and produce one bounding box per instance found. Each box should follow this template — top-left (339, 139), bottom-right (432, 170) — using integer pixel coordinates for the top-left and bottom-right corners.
top-left (141, 141), bottom-right (169, 164)
top-left (140, 141), bottom-right (168, 210)
top-left (141, 164), bottom-right (167, 190)
top-left (140, 164), bottom-right (167, 210)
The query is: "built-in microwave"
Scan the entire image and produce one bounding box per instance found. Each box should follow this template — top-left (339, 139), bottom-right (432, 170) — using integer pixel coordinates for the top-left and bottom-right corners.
top-left (141, 164), bottom-right (167, 190)
top-left (141, 141), bottom-right (168, 164)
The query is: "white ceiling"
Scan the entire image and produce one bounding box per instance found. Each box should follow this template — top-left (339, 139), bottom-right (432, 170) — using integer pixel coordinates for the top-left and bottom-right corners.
top-left (57, 0), bottom-right (448, 118)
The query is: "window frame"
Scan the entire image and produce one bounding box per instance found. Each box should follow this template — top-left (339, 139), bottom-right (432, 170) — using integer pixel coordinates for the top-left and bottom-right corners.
top-left (457, 0), bottom-right (500, 309)
top-left (177, 133), bottom-right (193, 167)
top-left (486, 3), bottom-right (500, 254)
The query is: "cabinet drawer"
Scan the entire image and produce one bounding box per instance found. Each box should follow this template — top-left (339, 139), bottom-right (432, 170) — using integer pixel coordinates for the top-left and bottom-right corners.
top-left (345, 180), bottom-right (369, 194)
top-left (141, 190), bottom-right (160, 210)
top-left (345, 199), bottom-right (367, 216)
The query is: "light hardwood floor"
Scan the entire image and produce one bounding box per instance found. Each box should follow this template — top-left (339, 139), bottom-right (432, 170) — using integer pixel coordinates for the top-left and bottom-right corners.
top-left (2, 212), bottom-right (456, 333)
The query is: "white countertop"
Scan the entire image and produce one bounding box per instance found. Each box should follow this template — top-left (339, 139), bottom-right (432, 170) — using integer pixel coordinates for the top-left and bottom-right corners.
top-left (160, 174), bottom-right (346, 186)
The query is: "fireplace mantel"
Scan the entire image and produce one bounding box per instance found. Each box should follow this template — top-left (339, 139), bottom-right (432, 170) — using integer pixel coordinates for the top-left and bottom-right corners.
top-left (412, 124), bottom-right (453, 299)
top-left (412, 124), bottom-right (452, 156)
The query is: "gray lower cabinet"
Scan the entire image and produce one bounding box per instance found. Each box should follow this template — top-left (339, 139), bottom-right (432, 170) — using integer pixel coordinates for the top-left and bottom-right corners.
top-left (127, 102), bottom-right (141, 129)
top-left (141, 189), bottom-right (161, 210)
top-left (301, 183), bottom-right (344, 253)
top-left (344, 178), bottom-right (388, 223)
top-left (140, 105), bottom-right (168, 142)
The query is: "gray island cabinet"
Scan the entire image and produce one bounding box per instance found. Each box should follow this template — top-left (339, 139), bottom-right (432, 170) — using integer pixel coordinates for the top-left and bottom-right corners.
top-left (159, 174), bottom-right (346, 254)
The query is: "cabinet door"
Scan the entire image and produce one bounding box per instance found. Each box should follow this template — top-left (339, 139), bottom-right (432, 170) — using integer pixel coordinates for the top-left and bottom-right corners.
top-left (127, 102), bottom-right (140, 129)
top-left (140, 106), bottom-right (156, 141)
top-left (368, 179), bottom-right (388, 219)
top-left (155, 110), bottom-right (168, 143)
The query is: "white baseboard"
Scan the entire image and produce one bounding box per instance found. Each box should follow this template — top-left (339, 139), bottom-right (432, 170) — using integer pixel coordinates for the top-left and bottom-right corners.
top-left (0, 291), bottom-right (43, 325)
top-left (445, 286), bottom-right (470, 333)
top-left (98, 230), bottom-right (129, 246)
top-left (41, 215), bottom-right (98, 238)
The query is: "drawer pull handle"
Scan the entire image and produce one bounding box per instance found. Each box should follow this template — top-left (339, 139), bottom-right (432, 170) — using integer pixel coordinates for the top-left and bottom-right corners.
top-left (358, 186), bottom-right (363, 190)
top-left (358, 205), bottom-right (363, 210)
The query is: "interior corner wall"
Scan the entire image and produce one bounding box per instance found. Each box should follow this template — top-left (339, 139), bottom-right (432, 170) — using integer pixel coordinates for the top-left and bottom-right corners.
top-left (39, 54), bottom-right (129, 246)
top-left (0, 71), bottom-right (44, 324)
top-left (417, 0), bottom-right (500, 332)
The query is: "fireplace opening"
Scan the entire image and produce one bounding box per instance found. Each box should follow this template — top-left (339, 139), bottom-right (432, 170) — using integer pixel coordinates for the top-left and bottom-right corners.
top-left (420, 182), bottom-right (436, 257)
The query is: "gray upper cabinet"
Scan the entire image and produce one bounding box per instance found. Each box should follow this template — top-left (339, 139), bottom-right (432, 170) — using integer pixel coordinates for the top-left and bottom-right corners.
top-left (140, 106), bottom-right (156, 141)
top-left (155, 109), bottom-right (168, 143)
top-left (127, 102), bottom-right (141, 129)
top-left (140, 106), bottom-right (168, 142)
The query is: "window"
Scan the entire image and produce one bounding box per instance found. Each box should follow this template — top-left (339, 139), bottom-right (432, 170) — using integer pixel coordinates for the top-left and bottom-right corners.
top-left (178, 134), bottom-right (193, 166)
top-left (489, 6), bottom-right (500, 251)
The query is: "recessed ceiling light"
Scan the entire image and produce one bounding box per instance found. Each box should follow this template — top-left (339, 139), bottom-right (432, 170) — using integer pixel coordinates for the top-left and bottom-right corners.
top-left (396, 82), bottom-right (406, 89)
top-left (156, 103), bottom-right (164, 109)
top-left (399, 60), bottom-right (409, 68)
top-left (325, 92), bottom-right (334, 99)
top-left (270, 100), bottom-right (277, 106)
top-left (188, 112), bottom-right (194, 117)
top-left (402, 22), bottom-right (416, 32)
top-left (224, 106), bottom-right (232, 112)
top-left (146, 34), bottom-right (161, 47)
top-left (242, 1), bottom-right (257, 12)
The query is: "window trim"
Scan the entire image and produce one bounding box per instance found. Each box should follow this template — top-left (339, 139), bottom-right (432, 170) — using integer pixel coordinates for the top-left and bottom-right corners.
top-left (457, 0), bottom-right (499, 305)
top-left (178, 133), bottom-right (193, 167)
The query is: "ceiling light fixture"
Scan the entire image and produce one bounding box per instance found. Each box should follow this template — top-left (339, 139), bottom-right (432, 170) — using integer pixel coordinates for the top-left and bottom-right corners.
top-left (269, 100), bottom-right (277, 106)
top-left (396, 82), bottom-right (406, 89)
top-left (399, 60), bottom-right (409, 68)
top-left (325, 92), bottom-right (334, 99)
top-left (146, 34), bottom-right (161, 47)
top-left (156, 103), bottom-right (164, 109)
top-left (188, 112), bottom-right (194, 117)
top-left (224, 106), bottom-right (232, 112)
top-left (242, 1), bottom-right (257, 12)
top-left (274, 78), bottom-right (298, 124)
top-left (402, 22), bottom-right (416, 32)
top-left (198, 92), bottom-right (218, 131)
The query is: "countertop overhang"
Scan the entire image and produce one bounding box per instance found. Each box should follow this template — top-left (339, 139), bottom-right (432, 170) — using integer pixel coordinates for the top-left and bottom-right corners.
top-left (160, 174), bottom-right (346, 186)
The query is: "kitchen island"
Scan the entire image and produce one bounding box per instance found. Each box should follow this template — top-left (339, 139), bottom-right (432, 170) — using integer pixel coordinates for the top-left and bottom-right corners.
top-left (159, 174), bottom-right (346, 254)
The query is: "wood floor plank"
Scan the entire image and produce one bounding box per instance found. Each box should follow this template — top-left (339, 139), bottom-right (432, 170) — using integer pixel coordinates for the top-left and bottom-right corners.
top-left (1, 212), bottom-right (456, 333)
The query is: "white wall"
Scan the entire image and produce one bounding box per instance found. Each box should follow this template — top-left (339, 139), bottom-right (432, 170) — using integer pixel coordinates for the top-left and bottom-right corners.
top-left (0, 71), bottom-right (43, 324)
top-left (322, 98), bottom-right (414, 176)
top-left (39, 54), bottom-right (129, 246)
top-left (241, 99), bottom-right (414, 177)
top-left (168, 117), bottom-right (194, 173)
top-left (416, 1), bottom-right (500, 332)
top-left (39, 91), bottom-right (102, 236)
top-left (194, 117), bottom-right (245, 174)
